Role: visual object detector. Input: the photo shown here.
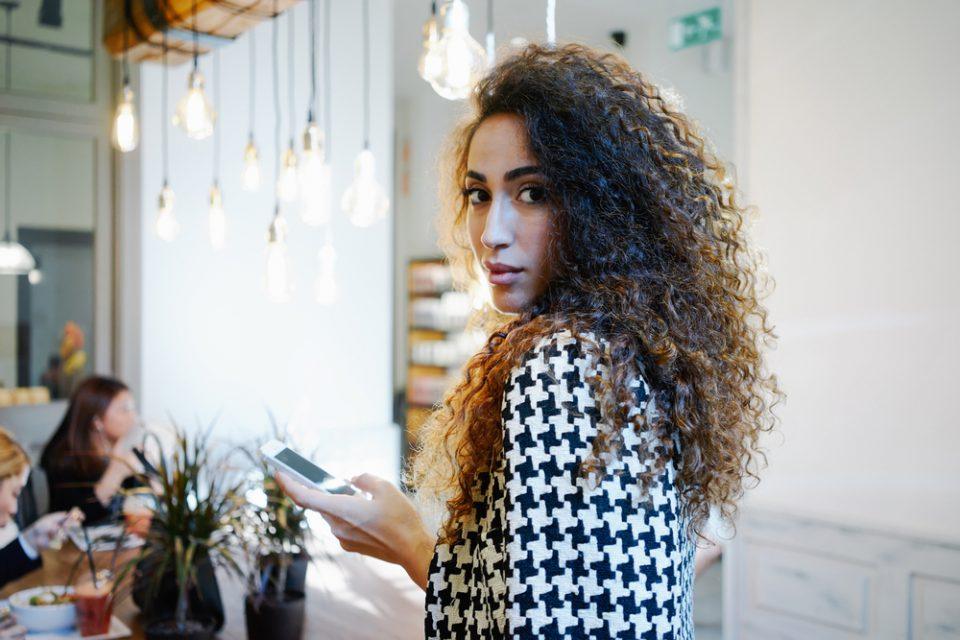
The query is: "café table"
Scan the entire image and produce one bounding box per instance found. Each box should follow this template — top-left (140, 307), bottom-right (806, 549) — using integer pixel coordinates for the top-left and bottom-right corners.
top-left (0, 530), bottom-right (425, 640)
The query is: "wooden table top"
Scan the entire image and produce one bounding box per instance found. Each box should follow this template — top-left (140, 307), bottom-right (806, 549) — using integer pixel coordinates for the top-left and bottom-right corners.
top-left (0, 531), bottom-right (425, 640)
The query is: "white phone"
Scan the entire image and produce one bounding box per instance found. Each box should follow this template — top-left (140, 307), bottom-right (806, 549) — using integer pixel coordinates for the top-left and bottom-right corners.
top-left (260, 440), bottom-right (359, 496)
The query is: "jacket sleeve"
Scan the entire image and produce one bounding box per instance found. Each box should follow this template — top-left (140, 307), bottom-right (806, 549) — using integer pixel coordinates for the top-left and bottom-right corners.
top-left (500, 331), bottom-right (683, 639)
top-left (0, 537), bottom-right (43, 590)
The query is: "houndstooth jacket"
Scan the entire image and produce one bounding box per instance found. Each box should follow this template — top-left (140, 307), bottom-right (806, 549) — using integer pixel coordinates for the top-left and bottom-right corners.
top-left (424, 329), bottom-right (695, 639)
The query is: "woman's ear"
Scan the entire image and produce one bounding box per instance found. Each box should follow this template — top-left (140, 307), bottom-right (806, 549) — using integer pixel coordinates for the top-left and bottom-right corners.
top-left (92, 416), bottom-right (104, 432)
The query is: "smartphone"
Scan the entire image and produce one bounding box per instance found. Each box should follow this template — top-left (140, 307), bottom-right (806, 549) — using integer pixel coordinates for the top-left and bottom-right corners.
top-left (260, 440), bottom-right (359, 496)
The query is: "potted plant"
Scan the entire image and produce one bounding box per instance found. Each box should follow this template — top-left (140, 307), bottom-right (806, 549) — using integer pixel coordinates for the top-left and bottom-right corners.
top-left (129, 426), bottom-right (245, 640)
top-left (241, 429), bottom-right (313, 640)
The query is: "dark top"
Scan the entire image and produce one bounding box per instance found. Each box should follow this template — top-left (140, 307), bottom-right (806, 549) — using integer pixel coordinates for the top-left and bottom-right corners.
top-left (44, 464), bottom-right (141, 525)
top-left (0, 537), bottom-right (42, 589)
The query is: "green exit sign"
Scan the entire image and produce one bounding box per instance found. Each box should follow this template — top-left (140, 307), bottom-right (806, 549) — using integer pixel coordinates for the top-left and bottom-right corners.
top-left (669, 7), bottom-right (722, 51)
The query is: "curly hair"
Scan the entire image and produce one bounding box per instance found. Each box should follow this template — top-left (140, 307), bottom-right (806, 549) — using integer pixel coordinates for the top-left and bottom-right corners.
top-left (409, 43), bottom-right (783, 546)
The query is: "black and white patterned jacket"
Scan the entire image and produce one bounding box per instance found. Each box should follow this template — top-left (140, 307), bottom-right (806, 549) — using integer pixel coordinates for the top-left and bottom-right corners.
top-left (424, 329), bottom-right (695, 639)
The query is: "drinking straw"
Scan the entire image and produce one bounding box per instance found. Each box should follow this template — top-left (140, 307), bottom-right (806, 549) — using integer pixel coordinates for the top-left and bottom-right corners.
top-left (80, 526), bottom-right (99, 590)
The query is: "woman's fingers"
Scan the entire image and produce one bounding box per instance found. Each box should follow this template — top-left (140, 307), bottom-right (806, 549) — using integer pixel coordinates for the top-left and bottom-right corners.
top-left (276, 472), bottom-right (369, 523)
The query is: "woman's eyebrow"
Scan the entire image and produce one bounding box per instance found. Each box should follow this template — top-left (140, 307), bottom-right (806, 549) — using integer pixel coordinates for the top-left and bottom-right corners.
top-left (504, 165), bottom-right (543, 181)
top-left (465, 166), bottom-right (543, 183)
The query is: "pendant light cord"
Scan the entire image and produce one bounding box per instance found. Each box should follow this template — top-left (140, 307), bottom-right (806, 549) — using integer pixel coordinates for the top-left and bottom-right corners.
top-left (3, 130), bottom-right (10, 238)
top-left (487, 0), bottom-right (493, 37)
top-left (307, 0), bottom-right (317, 122)
top-left (362, 0), bottom-right (370, 150)
top-left (287, 7), bottom-right (295, 148)
top-left (213, 49), bottom-right (220, 185)
top-left (161, 18), bottom-right (169, 185)
top-left (192, 0), bottom-right (199, 70)
top-left (2, 5), bottom-right (10, 238)
top-left (323, 0), bottom-right (331, 155)
top-left (3, 4), bottom-right (11, 92)
top-left (546, 0), bottom-right (556, 46)
top-left (272, 0), bottom-right (280, 186)
top-left (121, 0), bottom-right (130, 87)
top-left (248, 28), bottom-right (255, 140)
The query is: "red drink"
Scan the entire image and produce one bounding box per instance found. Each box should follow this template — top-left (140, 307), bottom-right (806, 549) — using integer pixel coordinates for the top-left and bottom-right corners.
top-left (74, 580), bottom-right (113, 637)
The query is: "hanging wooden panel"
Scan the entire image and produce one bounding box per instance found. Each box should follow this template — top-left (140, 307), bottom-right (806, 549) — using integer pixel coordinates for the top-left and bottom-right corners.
top-left (103, 0), bottom-right (301, 64)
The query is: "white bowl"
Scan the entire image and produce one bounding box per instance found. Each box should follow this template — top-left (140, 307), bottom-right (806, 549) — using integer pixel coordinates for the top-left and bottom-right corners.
top-left (8, 585), bottom-right (77, 632)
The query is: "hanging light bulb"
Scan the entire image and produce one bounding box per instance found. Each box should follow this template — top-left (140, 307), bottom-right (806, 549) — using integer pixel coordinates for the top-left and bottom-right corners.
top-left (154, 181), bottom-right (179, 242)
top-left (112, 85), bottom-right (139, 153)
top-left (27, 266), bottom-right (43, 285)
top-left (174, 67), bottom-right (216, 140)
top-left (342, 149), bottom-right (389, 228)
top-left (314, 237), bottom-right (337, 305)
top-left (430, 0), bottom-right (487, 100)
top-left (277, 144), bottom-right (299, 202)
top-left (265, 207), bottom-right (292, 302)
top-left (417, 2), bottom-right (442, 83)
top-left (241, 136), bottom-right (262, 192)
top-left (113, 18), bottom-right (139, 152)
top-left (299, 120), bottom-right (331, 226)
top-left (208, 182), bottom-right (226, 250)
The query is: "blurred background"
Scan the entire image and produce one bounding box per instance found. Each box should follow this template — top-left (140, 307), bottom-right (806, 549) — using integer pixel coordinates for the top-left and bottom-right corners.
top-left (0, 0), bottom-right (956, 637)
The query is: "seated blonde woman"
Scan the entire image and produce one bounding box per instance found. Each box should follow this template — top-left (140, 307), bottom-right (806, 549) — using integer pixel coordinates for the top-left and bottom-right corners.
top-left (0, 427), bottom-right (82, 590)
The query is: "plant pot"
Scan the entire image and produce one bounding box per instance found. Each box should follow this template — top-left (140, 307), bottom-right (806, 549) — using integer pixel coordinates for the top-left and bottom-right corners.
top-left (258, 552), bottom-right (309, 595)
top-left (132, 553), bottom-right (225, 631)
top-left (244, 591), bottom-right (305, 640)
top-left (143, 616), bottom-right (217, 640)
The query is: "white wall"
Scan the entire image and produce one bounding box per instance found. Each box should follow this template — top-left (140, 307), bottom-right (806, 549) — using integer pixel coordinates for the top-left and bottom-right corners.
top-left (392, 0), bottom-right (735, 386)
top-left (136, 0), bottom-right (395, 452)
top-left (740, 0), bottom-right (960, 542)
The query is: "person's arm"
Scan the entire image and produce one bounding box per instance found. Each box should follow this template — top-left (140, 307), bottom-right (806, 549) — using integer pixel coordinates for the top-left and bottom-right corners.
top-left (93, 455), bottom-right (134, 507)
top-left (500, 332), bottom-right (689, 637)
top-left (0, 537), bottom-right (42, 589)
top-left (277, 472), bottom-right (437, 591)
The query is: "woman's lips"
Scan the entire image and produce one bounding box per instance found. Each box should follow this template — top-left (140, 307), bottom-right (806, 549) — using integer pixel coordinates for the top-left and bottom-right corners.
top-left (488, 269), bottom-right (522, 285)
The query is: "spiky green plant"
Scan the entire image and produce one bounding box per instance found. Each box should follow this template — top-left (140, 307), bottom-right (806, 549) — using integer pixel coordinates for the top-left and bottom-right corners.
top-left (240, 418), bottom-right (311, 603)
top-left (131, 425), bottom-right (246, 633)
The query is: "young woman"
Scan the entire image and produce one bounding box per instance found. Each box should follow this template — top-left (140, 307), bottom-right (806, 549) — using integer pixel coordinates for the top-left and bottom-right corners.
top-left (40, 376), bottom-right (141, 524)
top-left (0, 428), bottom-right (82, 589)
top-left (280, 43), bottom-right (780, 637)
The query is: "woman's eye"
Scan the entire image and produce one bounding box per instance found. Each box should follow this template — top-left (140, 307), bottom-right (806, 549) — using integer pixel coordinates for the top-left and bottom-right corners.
top-left (463, 187), bottom-right (490, 205)
top-left (518, 185), bottom-right (547, 205)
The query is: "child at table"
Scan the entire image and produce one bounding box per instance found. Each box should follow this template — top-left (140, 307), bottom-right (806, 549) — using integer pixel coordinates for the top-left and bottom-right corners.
top-left (0, 427), bottom-right (83, 590)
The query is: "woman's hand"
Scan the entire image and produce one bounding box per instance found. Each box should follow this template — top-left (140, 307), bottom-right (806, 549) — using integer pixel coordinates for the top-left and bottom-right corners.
top-left (276, 472), bottom-right (436, 591)
top-left (22, 508), bottom-right (84, 552)
top-left (94, 439), bottom-right (142, 506)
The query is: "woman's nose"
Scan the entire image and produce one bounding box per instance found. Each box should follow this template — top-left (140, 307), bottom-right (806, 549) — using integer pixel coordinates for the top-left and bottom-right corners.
top-left (481, 194), bottom-right (513, 249)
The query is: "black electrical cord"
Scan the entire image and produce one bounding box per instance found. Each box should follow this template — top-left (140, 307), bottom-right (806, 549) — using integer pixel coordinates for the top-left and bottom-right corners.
top-left (323, 0), bottom-right (331, 156)
top-left (213, 49), bottom-right (220, 185)
top-left (272, 0), bottom-right (280, 189)
top-left (307, 0), bottom-right (317, 123)
top-left (162, 22), bottom-right (169, 186)
top-left (362, 0), bottom-right (370, 150)
top-left (3, 4), bottom-right (11, 93)
top-left (287, 7), bottom-right (295, 148)
top-left (191, 0), bottom-right (199, 70)
top-left (248, 28), bottom-right (255, 140)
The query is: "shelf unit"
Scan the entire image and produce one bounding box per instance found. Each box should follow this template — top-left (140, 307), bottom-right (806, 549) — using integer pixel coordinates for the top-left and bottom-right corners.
top-left (403, 258), bottom-right (480, 450)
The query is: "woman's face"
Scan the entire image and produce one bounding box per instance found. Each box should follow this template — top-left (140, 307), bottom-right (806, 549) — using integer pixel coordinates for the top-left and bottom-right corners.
top-left (95, 391), bottom-right (138, 445)
top-left (466, 113), bottom-right (554, 314)
top-left (0, 467), bottom-right (28, 527)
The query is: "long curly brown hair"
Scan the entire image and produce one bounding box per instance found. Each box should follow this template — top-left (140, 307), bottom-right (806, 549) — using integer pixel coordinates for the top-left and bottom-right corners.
top-left (410, 43), bottom-right (782, 545)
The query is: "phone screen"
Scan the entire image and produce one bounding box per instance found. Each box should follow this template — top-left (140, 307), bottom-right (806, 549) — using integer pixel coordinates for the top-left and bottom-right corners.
top-left (274, 448), bottom-right (355, 495)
